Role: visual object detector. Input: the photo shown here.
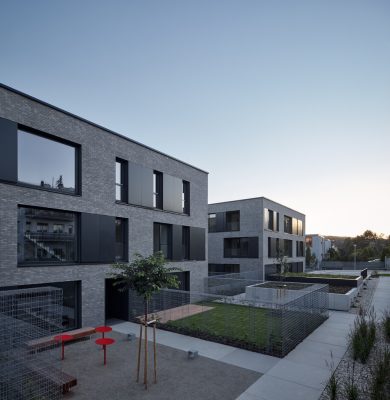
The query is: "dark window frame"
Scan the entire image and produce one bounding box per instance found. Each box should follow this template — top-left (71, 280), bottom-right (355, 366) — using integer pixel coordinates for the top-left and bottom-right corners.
top-left (17, 125), bottom-right (81, 196)
top-left (225, 210), bottom-right (240, 232)
top-left (115, 158), bottom-right (128, 203)
top-left (182, 180), bottom-right (190, 215)
top-left (153, 171), bottom-right (163, 209)
top-left (153, 222), bottom-right (172, 260)
top-left (115, 217), bottom-right (128, 262)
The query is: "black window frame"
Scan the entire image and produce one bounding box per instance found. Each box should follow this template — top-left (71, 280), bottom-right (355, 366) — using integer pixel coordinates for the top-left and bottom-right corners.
top-left (153, 171), bottom-right (163, 210)
top-left (224, 237), bottom-right (258, 258)
top-left (182, 180), bottom-right (190, 215)
top-left (17, 126), bottom-right (81, 196)
top-left (17, 205), bottom-right (80, 267)
top-left (115, 158), bottom-right (128, 203)
top-left (182, 226), bottom-right (190, 260)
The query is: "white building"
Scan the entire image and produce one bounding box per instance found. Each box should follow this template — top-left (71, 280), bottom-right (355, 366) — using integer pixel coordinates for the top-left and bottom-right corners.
top-left (305, 234), bottom-right (332, 267)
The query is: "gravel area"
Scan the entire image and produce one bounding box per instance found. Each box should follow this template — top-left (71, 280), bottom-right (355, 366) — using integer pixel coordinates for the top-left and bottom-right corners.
top-left (61, 331), bottom-right (261, 400)
top-left (320, 277), bottom-right (388, 400)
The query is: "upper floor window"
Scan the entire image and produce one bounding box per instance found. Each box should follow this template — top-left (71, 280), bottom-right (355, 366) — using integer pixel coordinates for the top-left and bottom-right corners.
top-left (153, 171), bottom-right (163, 209)
top-left (224, 237), bottom-right (258, 258)
top-left (17, 129), bottom-right (78, 194)
top-left (265, 209), bottom-right (279, 231)
top-left (284, 239), bottom-right (293, 257)
top-left (226, 211), bottom-right (240, 231)
top-left (182, 181), bottom-right (190, 214)
top-left (17, 206), bottom-right (78, 265)
top-left (284, 216), bottom-right (293, 234)
top-left (182, 226), bottom-right (190, 260)
top-left (115, 158), bottom-right (128, 202)
top-left (208, 213), bottom-right (217, 232)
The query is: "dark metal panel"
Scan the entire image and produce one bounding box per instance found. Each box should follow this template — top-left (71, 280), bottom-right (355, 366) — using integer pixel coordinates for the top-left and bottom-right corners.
top-left (163, 174), bottom-right (182, 213)
top-left (190, 227), bottom-right (205, 261)
top-left (172, 224), bottom-right (183, 261)
top-left (153, 223), bottom-right (160, 254)
top-left (98, 215), bottom-right (115, 263)
top-left (0, 117), bottom-right (17, 183)
top-left (216, 212), bottom-right (225, 232)
top-left (128, 162), bottom-right (153, 208)
top-left (80, 213), bottom-right (100, 262)
top-left (248, 237), bottom-right (259, 258)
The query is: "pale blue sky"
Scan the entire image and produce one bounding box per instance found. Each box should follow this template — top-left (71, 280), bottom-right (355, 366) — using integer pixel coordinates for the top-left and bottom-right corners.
top-left (1, 1), bottom-right (389, 236)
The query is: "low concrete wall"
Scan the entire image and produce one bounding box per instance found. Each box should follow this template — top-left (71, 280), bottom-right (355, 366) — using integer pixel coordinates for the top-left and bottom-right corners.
top-left (321, 261), bottom-right (384, 270)
top-left (268, 274), bottom-right (362, 287)
top-left (328, 288), bottom-right (358, 311)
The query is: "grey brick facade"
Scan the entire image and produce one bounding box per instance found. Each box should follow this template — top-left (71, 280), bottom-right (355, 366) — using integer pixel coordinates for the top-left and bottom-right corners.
top-left (0, 84), bottom-right (208, 327)
top-left (208, 197), bottom-right (305, 280)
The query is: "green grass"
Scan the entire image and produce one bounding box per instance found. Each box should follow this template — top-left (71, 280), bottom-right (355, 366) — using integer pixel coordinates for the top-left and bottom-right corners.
top-left (166, 302), bottom-right (281, 349)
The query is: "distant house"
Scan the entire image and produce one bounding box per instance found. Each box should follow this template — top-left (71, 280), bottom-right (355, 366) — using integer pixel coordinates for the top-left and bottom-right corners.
top-left (305, 234), bottom-right (332, 266)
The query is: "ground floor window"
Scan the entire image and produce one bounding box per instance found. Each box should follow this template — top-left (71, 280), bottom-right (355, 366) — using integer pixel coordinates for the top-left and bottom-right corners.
top-left (208, 263), bottom-right (240, 276)
top-left (0, 280), bottom-right (81, 330)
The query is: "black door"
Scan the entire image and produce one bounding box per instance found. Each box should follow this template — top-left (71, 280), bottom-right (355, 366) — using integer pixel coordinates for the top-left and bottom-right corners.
top-left (105, 279), bottom-right (129, 321)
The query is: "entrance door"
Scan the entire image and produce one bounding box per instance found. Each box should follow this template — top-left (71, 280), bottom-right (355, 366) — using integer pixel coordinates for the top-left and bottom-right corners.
top-left (105, 279), bottom-right (129, 321)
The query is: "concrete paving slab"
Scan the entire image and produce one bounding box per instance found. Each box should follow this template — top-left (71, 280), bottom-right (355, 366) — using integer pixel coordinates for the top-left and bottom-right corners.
top-left (220, 348), bottom-right (279, 374)
top-left (266, 359), bottom-right (329, 390)
top-left (244, 375), bottom-right (322, 400)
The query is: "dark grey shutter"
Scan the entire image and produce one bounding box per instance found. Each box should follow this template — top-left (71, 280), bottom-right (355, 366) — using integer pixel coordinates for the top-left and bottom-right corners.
top-left (248, 237), bottom-right (259, 258)
top-left (0, 117), bottom-right (17, 183)
top-left (128, 162), bottom-right (153, 207)
top-left (172, 224), bottom-right (183, 261)
top-left (163, 174), bottom-right (182, 213)
top-left (189, 227), bottom-right (205, 260)
top-left (216, 212), bottom-right (225, 232)
top-left (81, 213), bottom-right (115, 263)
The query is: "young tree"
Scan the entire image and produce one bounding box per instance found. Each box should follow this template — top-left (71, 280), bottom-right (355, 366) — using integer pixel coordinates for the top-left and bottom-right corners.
top-left (111, 252), bottom-right (180, 323)
top-left (276, 246), bottom-right (289, 282)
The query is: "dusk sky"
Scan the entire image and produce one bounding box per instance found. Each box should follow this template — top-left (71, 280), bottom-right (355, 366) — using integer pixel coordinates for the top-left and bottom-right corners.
top-left (1, 1), bottom-right (389, 237)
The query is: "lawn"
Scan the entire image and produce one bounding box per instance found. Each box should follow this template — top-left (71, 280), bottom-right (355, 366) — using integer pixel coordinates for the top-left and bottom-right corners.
top-left (165, 302), bottom-right (282, 352)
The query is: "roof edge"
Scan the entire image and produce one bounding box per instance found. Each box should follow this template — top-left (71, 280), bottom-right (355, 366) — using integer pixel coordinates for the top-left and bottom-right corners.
top-left (0, 83), bottom-right (208, 175)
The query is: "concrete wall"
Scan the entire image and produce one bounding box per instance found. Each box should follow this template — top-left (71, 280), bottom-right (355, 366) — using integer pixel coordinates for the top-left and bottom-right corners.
top-left (320, 261), bottom-right (384, 270)
top-left (0, 85), bottom-right (208, 326)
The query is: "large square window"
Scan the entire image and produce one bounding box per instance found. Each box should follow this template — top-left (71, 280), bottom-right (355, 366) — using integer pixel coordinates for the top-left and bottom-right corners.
top-left (17, 129), bottom-right (78, 194)
top-left (18, 206), bottom-right (78, 265)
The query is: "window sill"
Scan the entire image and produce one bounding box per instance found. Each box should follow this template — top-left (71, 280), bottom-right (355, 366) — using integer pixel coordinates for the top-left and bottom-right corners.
top-left (0, 179), bottom-right (81, 197)
top-left (115, 200), bottom-right (190, 217)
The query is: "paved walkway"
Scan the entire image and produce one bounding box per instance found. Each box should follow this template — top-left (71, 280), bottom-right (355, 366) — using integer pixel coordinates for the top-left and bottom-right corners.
top-left (112, 278), bottom-right (390, 400)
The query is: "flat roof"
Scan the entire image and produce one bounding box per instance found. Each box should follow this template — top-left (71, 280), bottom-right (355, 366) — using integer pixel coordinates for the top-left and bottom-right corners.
top-left (209, 196), bottom-right (305, 216)
top-left (0, 83), bottom-right (208, 175)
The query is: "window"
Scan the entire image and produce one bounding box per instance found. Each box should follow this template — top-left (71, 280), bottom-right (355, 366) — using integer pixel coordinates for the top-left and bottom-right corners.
top-left (115, 158), bottom-right (128, 202)
top-left (182, 226), bottom-right (190, 260)
top-left (18, 207), bottom-right (78, 265)
top-left (115, 218), bottom-right (127, 261)
top-left (296, 241), bottom-right (304, 257)
top-left (208, 264), bottom-right (240, 276)
top-left (154, 223), bottom-right (172, 259)
top-left (224, 237), bottom-right (258, 258)
top-left (268, 237), bottom-right (280, 258)
top-left (298, 219), bottom-right (303, 236)
top-left (182, 180), bottom-right (190, 214)
top-left (208, 213), bottom-right (217, 232)
top-left (1, 281), bottom-right (81, 330)
top-left (284, 239), bottom-right (293, 257)
top-left (265, 209), bottom-right (279, 231)
top-left (226, 211), bottom-right (240, 231)
top-left (292, 218), bottom-right (298, 235)
top-left (17, 129), bottom-right (78, 194)
top-left (284, 216), bottom-right (292, 234)
top-left (153, 171), bottom-right (163, 209)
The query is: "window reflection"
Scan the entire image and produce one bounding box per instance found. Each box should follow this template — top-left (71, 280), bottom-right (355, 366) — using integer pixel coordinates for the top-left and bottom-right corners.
top-left (18, 130), bottom-right (76, 193)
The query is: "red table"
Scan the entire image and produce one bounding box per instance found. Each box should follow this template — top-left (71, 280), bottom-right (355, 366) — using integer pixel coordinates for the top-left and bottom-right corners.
top-left (54, 334), bottom-right (73, 360)
top-left (95, 338), bottom-right (115, 365)
top-left (95, 326), bottom-right (112, 338)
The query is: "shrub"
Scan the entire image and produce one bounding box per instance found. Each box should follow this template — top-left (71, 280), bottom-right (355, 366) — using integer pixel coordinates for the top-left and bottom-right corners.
top-left (344, 362), bottom-right (359, 400)
top-left (350, 312), bottom-right (376, 364)
top-left (326, 353), bottom-right (340, 400)
top-left (370, 348), bottom-right (390, 400)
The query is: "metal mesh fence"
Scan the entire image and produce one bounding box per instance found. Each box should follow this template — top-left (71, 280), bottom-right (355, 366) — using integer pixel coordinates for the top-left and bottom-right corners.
top-left (0, 286), bottom-right (63, 400)
top-left (128, 281), bottom-right (328, 357)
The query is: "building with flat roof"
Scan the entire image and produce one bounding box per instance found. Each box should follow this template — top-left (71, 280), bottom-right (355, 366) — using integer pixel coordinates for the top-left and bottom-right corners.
top-left (305, 234), bottom-right (332, 268)
top-left (0, 83), bottom-right (208, 329)
top-left (208, 197), bottom-right (305, 280)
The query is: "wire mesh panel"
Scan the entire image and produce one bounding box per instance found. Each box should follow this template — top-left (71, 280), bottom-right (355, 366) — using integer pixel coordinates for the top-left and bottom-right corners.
top-left (0, 287), bottom-right (63, 400)
top-left (128, 281), bottom-right (329, 357)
